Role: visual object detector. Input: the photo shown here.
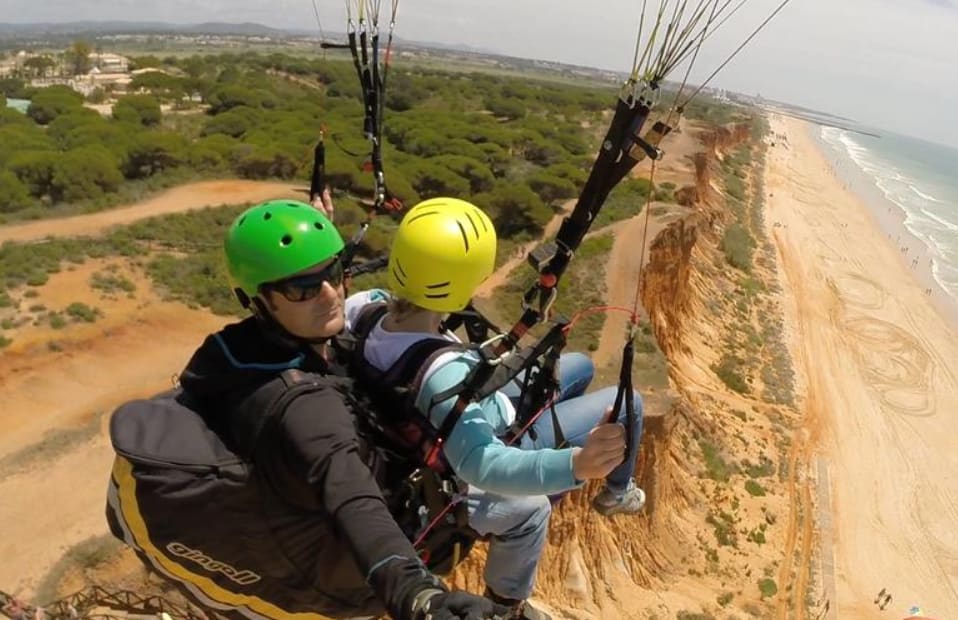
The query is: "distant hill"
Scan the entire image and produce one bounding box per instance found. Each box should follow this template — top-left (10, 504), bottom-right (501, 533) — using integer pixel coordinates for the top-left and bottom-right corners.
top-left (0, 21), bottom-right (291, 37)
top-left (0, 20), bottom-right (621, 80)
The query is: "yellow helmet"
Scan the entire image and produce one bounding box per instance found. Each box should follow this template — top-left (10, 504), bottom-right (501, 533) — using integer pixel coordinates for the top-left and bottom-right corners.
top-left (388, 197), bottom-right (497, 313)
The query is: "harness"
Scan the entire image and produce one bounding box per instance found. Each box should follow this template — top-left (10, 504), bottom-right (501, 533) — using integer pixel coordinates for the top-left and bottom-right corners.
top-left (334, 301), bottom-right (575, 570)
top-left (333, 304), bottom-right (476, 573)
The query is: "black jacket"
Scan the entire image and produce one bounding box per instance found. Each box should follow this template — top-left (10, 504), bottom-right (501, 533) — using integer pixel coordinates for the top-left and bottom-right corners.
top-left (179, 317), bottom-right (438, 619)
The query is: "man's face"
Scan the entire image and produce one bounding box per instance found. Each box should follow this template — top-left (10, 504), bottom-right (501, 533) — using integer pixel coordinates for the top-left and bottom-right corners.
top-left (260, 256), bottom-right (345, 340)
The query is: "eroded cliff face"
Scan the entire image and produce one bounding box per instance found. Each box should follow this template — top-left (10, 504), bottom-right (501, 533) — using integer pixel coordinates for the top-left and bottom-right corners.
top-left (451, 123), bottom-right (760, 617)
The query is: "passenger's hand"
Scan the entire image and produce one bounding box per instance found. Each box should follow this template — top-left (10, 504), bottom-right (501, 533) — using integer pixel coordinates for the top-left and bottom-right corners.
top-left (311, 187), bottom-right (334, 221)
top-left (572, 411), bottom-right (626, 481)
top-left (411, 589), bottom-right (511, 620)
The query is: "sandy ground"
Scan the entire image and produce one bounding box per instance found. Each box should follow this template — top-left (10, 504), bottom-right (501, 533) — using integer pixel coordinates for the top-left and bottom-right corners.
top-left (767, 115), bottom-right (958, 619)
top-left (0, 180), bottom-right (303, 244)
top-left (592, 205), bottom-right (688, 367)
top-left (0, 185), bottom-right (260, 595)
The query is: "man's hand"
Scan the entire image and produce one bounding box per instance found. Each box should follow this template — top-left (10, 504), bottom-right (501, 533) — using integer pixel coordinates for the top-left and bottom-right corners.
top-left (311, 187), bottom-right (334, 222)
top-left (410, 588), bottom-right (510, 620)
top-left (571, 410), bottom-right (626, 481)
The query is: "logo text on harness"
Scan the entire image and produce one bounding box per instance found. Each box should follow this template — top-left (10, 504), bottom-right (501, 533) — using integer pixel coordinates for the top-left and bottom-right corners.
top-left (166, 542), bottom-right (262, 585)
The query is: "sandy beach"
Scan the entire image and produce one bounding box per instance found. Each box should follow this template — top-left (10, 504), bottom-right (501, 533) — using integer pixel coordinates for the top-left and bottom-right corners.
top-left (766, 114), bottom-right (958, 618)
top-left (811, 128), bottom-right (958, 326)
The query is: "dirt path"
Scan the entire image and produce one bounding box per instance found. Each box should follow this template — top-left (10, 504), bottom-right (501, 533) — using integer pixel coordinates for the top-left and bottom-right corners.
top-left (767, 115), bottom-right (958, 619)
top-left (0, 180), bottom-right (303, 244)
top-left (474, 199), bottom-right (575, 298)
top-left (591, 207), bottom-right (686, 368)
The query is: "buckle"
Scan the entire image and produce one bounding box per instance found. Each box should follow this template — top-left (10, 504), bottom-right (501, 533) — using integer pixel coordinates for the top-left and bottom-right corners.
top-left (476, 333), bottom-right (509, 366)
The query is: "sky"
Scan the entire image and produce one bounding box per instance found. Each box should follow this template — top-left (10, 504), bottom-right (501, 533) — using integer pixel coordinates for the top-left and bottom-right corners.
top-left (4, 0), bottom-right (958, 148)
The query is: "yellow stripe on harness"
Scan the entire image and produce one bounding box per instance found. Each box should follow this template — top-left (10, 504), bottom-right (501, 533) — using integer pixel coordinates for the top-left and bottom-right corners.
top-left (112, 457), bottom-right (335, 620)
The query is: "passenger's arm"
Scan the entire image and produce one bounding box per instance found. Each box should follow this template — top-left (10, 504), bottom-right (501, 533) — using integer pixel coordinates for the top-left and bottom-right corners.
top-left (418, 362), bottom-right (581, 496)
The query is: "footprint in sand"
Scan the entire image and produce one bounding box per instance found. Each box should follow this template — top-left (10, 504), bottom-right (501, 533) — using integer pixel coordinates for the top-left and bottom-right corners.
top-left (832, 273), bottom-right (885, 310)
top-left (842, 316), bottom-right (934, 417)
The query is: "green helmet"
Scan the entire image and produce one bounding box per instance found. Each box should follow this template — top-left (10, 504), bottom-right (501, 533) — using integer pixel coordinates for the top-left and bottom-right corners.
top-left (225, 199), bottom-right (345, 304)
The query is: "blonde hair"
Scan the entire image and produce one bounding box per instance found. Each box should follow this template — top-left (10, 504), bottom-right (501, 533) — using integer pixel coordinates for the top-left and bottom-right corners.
top-left (387, 296), bottom-right (430, 320)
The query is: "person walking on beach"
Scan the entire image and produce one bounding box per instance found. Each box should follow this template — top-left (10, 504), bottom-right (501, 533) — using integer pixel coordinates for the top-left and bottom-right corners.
top-left (879, 592), bottom-right (892, 610)
top-left (874, 587), bottom-right (886, 605)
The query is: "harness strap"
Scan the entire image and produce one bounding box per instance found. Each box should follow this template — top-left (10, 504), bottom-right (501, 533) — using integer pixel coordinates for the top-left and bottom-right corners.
top-left (231, 369), bottom-right (345, 460)
top-left (608, 339), bottom-right (636, 461)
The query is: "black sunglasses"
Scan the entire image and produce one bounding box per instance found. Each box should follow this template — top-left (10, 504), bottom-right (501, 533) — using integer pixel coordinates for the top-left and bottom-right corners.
top-left (263, 256), bottom-right (344, 302)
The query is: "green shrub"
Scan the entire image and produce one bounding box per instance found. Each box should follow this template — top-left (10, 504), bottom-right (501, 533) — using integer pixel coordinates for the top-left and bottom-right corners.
top-left (48, 312), bottom-right (66, 329)
top-left (26, 272), bottom-right (49, 286)
top-left (721, 223), bottom-right (755, 272)
top-left (744, 456), bottom-right (775, 478)
top-left (700, 441), bottom-right (736, 482)
top-left (91, 272), bottom-right (136, 294)
top-left (712, 354), bottom-right (750, 394)
top-left (747, 528), bottom-right (767, 545)
top-left (65, 302), bottom-right (101, 323)
top-left (745, 479), bottom-right (766, 496)
top-left (758, 578), bottom-right (778, 598)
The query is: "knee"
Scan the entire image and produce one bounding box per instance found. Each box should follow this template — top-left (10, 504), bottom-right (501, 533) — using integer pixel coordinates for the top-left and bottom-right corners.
top-left (632, 390), bottom-right (644, 417)
top-left (527, 495), bottom-right (552, 527)
top-left (562, 352), bottom-right (595, 383)
top-left (514, 495), bottom-right (552, 536)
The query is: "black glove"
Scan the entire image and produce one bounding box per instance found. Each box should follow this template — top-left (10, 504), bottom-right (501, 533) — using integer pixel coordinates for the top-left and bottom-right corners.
top-left (410, 588), bottom-right (512, 620)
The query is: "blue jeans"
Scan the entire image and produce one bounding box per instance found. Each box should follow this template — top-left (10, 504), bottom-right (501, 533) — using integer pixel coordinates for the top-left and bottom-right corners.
top-left (467, 352), bottom-right (644, 599)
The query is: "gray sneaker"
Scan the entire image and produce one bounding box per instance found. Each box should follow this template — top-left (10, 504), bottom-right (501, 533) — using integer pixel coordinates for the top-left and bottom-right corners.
top-left (592, 480), bottom-right (646, 516)
top-left (483, 588), bottom-right (552, 620)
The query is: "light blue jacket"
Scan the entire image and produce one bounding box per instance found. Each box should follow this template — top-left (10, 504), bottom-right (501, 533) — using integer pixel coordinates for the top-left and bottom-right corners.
top-left (346, 290), bottom-right (580, 496)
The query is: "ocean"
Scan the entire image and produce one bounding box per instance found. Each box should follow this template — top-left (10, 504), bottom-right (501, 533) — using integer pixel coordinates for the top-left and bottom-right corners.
top-left (819, 127), bottom-right (958, 308)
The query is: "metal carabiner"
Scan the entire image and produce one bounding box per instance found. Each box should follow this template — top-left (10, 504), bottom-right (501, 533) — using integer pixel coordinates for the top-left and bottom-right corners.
top-left (476, 333), bottom-right (509, 366)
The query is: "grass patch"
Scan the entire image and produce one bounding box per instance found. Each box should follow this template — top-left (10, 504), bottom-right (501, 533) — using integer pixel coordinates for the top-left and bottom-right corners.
top-left (745, 479), bottom-right (767, 497)
top-left (720, 223), bottom-right (755, 272)
top-left (91, 271), bottom-right (137, 295)
top-left (706, 509), bottom-right (738, 547)
top-left (0, 414), bottom-right (102, 479)
top-left (591, 177), bottom-right (650, 229)
top-left (65, 302), bottom-right (102, 323)
top-left (34, 534), bottom-right (124, 605)
top-left (699, 440), bottom-right (736, 482)
top-left (748, 526), bottom-right (767, 545)
top-left (48, 312), bottom-right (67, 329)
top-left (712, 354), bottom-right (750, 394)
top-left (483, 232), bottom-right (614, 354)
top-left (744, 456), bottom-right (775, 478)
top-left (758, 578), bottom-right (778, 599)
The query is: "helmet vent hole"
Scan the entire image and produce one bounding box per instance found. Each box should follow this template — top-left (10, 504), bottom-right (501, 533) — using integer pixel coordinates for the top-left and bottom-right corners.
top-left (263, 212), bottom-right (272, 221)
top-left (472, 208), bottom-right (489, 232)
top-left (281, 234), bottom-right (293, 246)
top-left (238, 216), bottom-right (247, 226)
top-left (314, 222), bottom-right (324, 230)
top-left (456, 221), bottom-right (470, 252)
top-left (464, 211), bottom-right (480, 237)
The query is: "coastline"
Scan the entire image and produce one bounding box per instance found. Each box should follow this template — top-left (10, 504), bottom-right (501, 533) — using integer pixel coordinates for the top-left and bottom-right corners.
top-left (807, 125), bottom-right (958, 327)
top-left (765, 113), bottom-right (958, 619)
